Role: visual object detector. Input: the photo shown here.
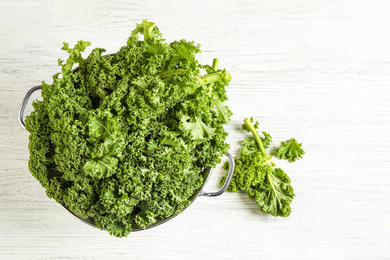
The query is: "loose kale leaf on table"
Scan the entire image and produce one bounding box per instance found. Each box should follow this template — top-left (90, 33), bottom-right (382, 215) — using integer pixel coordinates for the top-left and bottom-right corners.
top-left (273, 138), bottom-right (305, 162)
top-left (220, 117), bottom-right (295, 218)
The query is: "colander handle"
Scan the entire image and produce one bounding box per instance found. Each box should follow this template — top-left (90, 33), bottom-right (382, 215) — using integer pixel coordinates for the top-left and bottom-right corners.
top-left (199, 152), bottom-right (235, 197)
top-left (19, 86), bottom-right (41, 129)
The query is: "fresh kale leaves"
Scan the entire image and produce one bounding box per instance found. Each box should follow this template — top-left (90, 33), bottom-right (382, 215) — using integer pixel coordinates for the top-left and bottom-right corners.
top-left (220, 117), bottom-right (296, 218)
top-left (25, 20), bottom-right (232, 237)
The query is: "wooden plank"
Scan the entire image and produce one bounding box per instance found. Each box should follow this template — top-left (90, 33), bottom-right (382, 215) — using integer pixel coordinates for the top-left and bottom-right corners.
top-left (1, 0), bottom-right (390, 259)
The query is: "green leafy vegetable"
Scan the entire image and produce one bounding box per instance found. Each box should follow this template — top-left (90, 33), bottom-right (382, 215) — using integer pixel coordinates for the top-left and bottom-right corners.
top-left (246, 168), bottom-right (294, 217)
top-left (220, 117), bottom-right (295, 217)
top-left (25, 20), bottom-right (232, 237)
top-left (273, 138), bottom-right (305, 162)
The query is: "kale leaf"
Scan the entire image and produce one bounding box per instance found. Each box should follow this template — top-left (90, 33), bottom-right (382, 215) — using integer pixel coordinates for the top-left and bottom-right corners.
top-left (220, 117), bottom-right (295, 217)
top-left (273, 138), bottom-right (305, 162)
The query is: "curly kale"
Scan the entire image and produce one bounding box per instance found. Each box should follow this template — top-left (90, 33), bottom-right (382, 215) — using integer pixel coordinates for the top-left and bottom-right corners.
top-left (25, 20), bottom-right (232, 237)
top-left (273, 138), bottom-right (305, 162)
top-left (220, 117), bottom-right (295, 217)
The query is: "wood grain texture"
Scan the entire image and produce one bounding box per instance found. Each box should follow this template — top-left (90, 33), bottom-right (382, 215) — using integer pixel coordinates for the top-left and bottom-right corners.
top-left (1, 0), bottom-right (390, 259)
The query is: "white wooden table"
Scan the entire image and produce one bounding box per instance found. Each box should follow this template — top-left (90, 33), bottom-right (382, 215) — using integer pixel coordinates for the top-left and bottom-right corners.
top-left (1, 0), bottom-right (389, 259)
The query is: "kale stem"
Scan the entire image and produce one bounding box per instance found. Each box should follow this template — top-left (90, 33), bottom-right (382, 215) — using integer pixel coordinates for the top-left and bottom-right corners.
top-left (157, 69), bottom-right (232, 86)
top-left (142, 20), bottom-right (155, 41)
top-left (212, 58), bottom-right (220, 71)
top-left (243, 118), bottom-right (266, 155)
top-left (198, 71), bottom-right (231, 86)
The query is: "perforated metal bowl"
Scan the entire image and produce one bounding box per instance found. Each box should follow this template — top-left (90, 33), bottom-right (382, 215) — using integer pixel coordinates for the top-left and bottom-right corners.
top-left (19, 86), bottom-right (234, 231)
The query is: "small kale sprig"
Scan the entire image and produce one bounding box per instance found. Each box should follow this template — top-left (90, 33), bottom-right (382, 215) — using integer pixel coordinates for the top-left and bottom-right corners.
top-left (220, 117), bottom-right (295, 217)
top-left (273, 138), bottom-right (305, 162)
